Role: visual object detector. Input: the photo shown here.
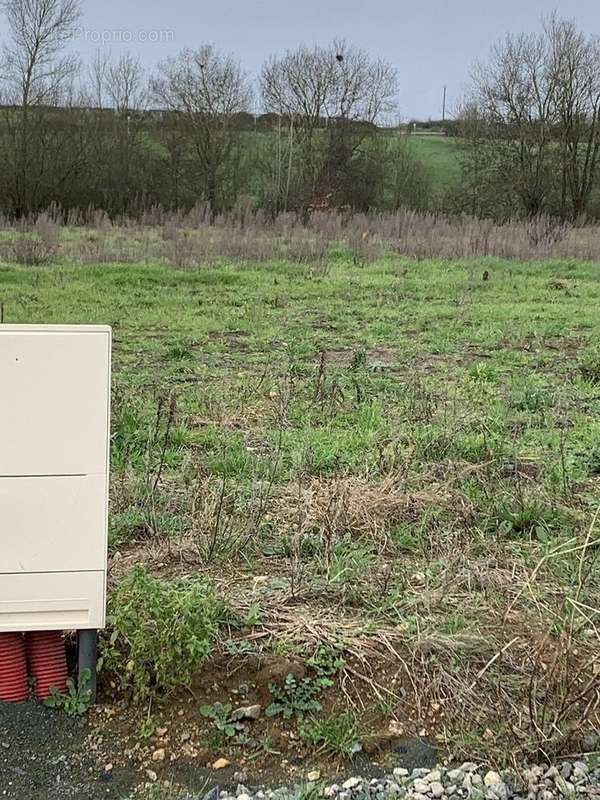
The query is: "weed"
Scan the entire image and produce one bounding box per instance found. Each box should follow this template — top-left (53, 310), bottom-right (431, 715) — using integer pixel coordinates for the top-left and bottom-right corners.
top-left (490, 493), bottom-right (561, 539)
top-left (191, 475), bottom-right (276, 564)
top-left (327, 539), bottom-right (375, 584)
top-left (223, 638), bottom-right (260, 656)
top-left (266, 646), bottom-right (345, 720)
top-left (266, 674), bottom-right (323, 720)
top-left (103, 567), bottom-right (221, 701)
top-left (165, 339), bottom-right (196, 361)
top-left (469, 361), bottom-right (500, 384)
top-left (586, 443), bottom-right (600, 476)
top-left (139, 717), bottom-right (156, 740)
top-left (200, 702), bottom-right (245, 738)
top-left (391, 526), bottom-right (422, 553)
top-left (510, 380), bottom-right (554, 413)
top-left (578, 349), bottom-right (600, 384)
top-left (44, 669), bottom-right (93, 717)
top-left (9, 218), bottom-right (60, 266)
top-left (301, 710), bottom-right (364, 757)
top-left (441, 613), bottom-right (467, 634)
top-left (306, 645), bottom-right (346, 682)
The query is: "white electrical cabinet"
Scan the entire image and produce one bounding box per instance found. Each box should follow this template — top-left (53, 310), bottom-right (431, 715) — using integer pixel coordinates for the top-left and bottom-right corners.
top-left (0, 325), bottom-right (111, 632)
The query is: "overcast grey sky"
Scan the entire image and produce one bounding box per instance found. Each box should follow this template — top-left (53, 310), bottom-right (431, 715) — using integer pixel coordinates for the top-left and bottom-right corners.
top-left (2, 0), bottom-right (600, 119)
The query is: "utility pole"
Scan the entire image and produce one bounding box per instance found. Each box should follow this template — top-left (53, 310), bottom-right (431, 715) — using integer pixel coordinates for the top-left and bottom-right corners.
top-left (442, 85), bottom-right (447, 123)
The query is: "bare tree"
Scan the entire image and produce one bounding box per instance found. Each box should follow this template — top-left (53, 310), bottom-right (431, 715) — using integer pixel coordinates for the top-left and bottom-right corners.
top-left (1, 0), bottom-right (80, 105)
top-left (260, 40), bottom-right (398, 210)
top-left (463, 14), bottom-right (600, 219)
top-left (87, 51), bottom-right (147, 112)
top-left (323, 40), bottom-right (397, 205)
top-left (82, 52), bottom-right (150, 211)
top-left (261, 45), bottom-right (333, 204)
top-left (87, 49), bottom-right (109, 109)
top-left (106, 53), bottom-right (147, 113)
top-left (152, 45), bottom-right (252, 213)
top-left (546, 14), bottom-right (600, 218)
top-left (0, 0), bottom-right (81, 214)
top-left (326, 39), bottom-right (397, 125)
top-left (469, 29), bottom-right (558, 216)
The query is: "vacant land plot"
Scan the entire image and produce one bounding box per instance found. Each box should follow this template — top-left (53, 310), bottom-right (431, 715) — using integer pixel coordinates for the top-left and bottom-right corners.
top-left (0, 252), bottom-right (599, 788)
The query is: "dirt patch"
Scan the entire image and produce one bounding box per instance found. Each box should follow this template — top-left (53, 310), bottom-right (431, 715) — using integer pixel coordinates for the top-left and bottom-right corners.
top-left (208, 331), bottom-right (252, 349)
top-left (0, 649), bottom-right (441, 799)
top-left (324, 347), bottom-right (396, 367)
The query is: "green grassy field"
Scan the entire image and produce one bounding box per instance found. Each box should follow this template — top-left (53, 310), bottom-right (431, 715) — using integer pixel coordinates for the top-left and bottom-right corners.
top-left (1, 253), bottom-right (598, 773)
top-left (406, 135), bottom-right (462, 194)
top-left (240, 130), bottom-right (463, 204)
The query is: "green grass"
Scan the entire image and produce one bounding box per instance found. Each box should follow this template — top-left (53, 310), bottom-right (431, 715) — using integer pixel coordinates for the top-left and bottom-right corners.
top-left (407, 135), bottom-right (462, 194)
top-left (1, 251), bottom-right (599, 762)
top-left (235, 129), bottom-right (462, 203)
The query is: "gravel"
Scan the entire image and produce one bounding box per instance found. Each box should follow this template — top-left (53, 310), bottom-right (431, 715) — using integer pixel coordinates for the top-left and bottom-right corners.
top-left (204, 760), bottom-right (600, 800)
top-left (2, 701), bottom-right (599, 800)
top-left (0, 701), bottom-right (138, 799)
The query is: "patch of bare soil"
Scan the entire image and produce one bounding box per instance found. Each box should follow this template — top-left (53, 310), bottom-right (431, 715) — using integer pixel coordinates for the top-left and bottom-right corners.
top-left (208, 331), bottom-right (252, 349)
top-left (324, 347), bottom-right (396, 367)
top-left (0, 648), bottom-right (440, 800)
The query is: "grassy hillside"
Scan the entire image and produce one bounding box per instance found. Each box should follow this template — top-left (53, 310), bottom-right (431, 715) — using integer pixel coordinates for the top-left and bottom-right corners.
top-left (407, 135), bottom-right (462, 195)
top-left (0, 251), bottom-right (598, 790)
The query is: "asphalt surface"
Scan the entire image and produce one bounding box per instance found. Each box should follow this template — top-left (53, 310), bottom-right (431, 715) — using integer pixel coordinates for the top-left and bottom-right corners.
top-left (0, 701), bottom-right (137, 800)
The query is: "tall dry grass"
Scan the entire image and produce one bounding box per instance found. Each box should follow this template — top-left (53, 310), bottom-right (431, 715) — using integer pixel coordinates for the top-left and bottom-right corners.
top-left (1, 204), bottom-right (600, 266)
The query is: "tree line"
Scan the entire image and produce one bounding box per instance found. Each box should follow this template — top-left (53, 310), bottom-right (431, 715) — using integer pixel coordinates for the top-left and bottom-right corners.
top-left (0, 0), bottom-right (599, 222)
top-left (456, 13), bottom-right (600, 221)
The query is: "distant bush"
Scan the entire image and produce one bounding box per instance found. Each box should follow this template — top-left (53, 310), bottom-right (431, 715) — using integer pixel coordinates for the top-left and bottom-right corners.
top-left (9, 217), bottom-right (61, 266)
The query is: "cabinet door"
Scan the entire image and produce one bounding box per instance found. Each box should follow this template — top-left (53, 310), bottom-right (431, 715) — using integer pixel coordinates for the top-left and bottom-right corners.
top-left (0, 475), bottom-right (108, 574)
top-left (0, 329), bottom-right (110, 476)
top-left (0, 571), bottom-right (105, 631)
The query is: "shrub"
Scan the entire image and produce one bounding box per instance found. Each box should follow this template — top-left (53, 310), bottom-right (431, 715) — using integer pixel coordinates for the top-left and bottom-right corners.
top-left (9, 218), bottom-right (61, 265)
top-left (102, 567), bottom-right (221, 701)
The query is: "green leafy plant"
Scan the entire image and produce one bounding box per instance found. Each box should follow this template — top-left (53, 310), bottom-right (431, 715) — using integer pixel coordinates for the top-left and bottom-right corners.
top-left (469, 361), bottom-right (500, 384)
top-left (266, 674), bottom-right (323, 720)
top-left (223, 638), bottom-right (259, 656)
top-left (510, 380), bottom-right (554, 413)
top-left (242, 602), bottom-right (263, 627)
top-left (492, 494), bottom-right (560, 539)
top-left (442, 613), bottom-right (466, 634)
top-left (301, 710), bottom-right (364, 757)
top-left (266, 648), bottom-right (345, 720)
top-left (585, 442), bottom-right (600, 476)
top-left (200, 702), bottom-right (245, 738)
top-left (102, 567), bottom-right (221, 701)
top-left (44, 669), bottom-right (93, 717)
top-left (306, 645), bottom-right (346, 686)
top-left (578, 349), bottom-right (600, 384)
top-left (349, 348), bottom-right (370, 405)
top-left (327, 539), bottom-right (375, 585)
top-left (139, 716), bottom-right (156, 740)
